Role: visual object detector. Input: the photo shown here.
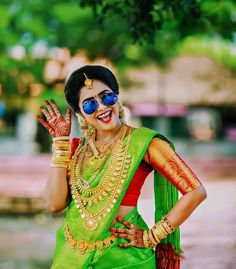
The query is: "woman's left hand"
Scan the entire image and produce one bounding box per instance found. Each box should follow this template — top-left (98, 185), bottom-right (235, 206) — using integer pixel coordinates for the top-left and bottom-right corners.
top-left (110, 216), bottom-right (145, 248)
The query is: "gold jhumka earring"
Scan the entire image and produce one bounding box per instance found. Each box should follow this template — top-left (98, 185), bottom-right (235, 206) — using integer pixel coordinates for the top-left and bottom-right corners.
top-left (77, 115), bottom-right (96, 138)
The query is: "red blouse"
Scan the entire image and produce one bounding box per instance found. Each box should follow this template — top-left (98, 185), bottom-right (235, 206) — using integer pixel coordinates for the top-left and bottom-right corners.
top-left (70, 137), bottom-right (202, 207)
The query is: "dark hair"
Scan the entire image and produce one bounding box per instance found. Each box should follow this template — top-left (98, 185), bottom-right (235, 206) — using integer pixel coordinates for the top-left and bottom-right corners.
top-left (64, 65), bottom-right (119, 112)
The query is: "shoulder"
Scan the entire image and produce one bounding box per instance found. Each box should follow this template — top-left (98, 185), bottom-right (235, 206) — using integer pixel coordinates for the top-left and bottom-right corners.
top-left (143, 137), bottom-right (174, 164)
top-left (149, 137), bottom-right (171, 148)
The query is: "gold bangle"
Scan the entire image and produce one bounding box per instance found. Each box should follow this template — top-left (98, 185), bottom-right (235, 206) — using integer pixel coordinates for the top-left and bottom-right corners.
top-left (52, 144), bottom-right (70, 150)
top-left (158, 222), bottom-right (169, 237)
top-left (53, 136), bottom-right (70, 142)
top-left (52, 152), bottom-right (69, 157)
top-left (51, 155), bottom-right (69, 160)
top-left (157, 222), bottom-right (168, 240)
top-left (147, 229), bottom-right (158, 247)
top-left (160, 220), bottom-right (173, 234)
top-left (52, 141), bottom-right (70, 147)
top-left (151, 226), bottom-right (162, 243)
top-left (153, 222), bottom-right (167, 241)
top-left (143, 230), bottom-right (149, 248)
top-left (50, 163), bottom-right (68, 168)
top-left (162, 217), bottom-right (175, 232)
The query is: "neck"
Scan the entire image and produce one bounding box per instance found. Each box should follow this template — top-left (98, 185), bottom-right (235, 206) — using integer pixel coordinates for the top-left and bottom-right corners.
top-left (95, 122), bottom-right (123, 144)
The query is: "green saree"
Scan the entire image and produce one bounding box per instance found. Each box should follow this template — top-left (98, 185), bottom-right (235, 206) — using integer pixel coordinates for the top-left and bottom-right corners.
top-left (51, 127), bottom-right (180, 269)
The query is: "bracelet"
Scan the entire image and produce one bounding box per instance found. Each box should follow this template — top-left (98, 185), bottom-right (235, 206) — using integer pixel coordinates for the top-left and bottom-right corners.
top-left (162, 217), bottom-right (175, 232)
top-left (51, 163), bottom-right (68, 168)
top-left (143, 230), bottom-right (149, 248)
top-left (53, 136), bottom-right (70, 142)
top-left (148, 229), bottom-right (158, 247)
top-left (51, 141), bottom-right (70, 168)
top-left (52, 142), bottom-right (70, 150)
top-left (146, 216), bottom-right (175, 247)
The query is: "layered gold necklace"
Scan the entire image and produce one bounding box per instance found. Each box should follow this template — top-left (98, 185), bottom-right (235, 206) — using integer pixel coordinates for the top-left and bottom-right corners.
top-left (68, 124), bottom-right (133, 231)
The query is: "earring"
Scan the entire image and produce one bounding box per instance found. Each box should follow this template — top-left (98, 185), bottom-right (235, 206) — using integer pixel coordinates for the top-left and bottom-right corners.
top-left (118, 102), bottom-right (126, 124)
top-left (77, 115), bottom-right (96, 139)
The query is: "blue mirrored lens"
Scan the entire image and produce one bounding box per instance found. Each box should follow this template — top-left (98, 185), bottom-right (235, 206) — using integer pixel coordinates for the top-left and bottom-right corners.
top-left (101, 92), bottom-right (117, 106)
top-left (83, 99), bottom-right (98, 114)
top-left (82, 92), bottom-right (117, 115)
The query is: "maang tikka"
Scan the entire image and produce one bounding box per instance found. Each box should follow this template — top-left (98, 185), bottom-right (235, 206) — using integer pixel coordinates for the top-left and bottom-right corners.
top-left (83, 73), bottom-right (93, 89)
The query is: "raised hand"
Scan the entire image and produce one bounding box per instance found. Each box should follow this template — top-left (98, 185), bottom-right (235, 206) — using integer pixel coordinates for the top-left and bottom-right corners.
top-left (110, 216), bottom-right (145, 248)
top-left (37, 99), bottom-right (71, 138)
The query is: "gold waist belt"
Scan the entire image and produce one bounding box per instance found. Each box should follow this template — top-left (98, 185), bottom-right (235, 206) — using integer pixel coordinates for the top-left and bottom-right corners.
top-left (64, 223), bottom-right (116, 253)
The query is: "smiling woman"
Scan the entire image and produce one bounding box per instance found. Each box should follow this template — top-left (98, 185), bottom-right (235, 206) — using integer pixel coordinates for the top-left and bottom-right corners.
top-left (37, 65), bottom-right (206, 269)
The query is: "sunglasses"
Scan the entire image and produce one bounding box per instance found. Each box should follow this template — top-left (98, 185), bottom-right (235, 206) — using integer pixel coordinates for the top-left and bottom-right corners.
top-left (82, 91), bottom-right (118, 115)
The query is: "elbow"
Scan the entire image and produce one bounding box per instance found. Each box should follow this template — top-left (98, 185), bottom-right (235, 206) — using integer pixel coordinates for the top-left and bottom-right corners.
top-left (46, 205), bottom-right (63, 213)
top-left (42, 194), bottom-right (67, 213)
top-left (45, 202), bottom-right (67, 213)
top-left (196, 185), bottom-right (207, 203)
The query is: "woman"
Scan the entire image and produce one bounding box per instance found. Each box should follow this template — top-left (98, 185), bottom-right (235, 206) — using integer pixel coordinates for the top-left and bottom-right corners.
top-left (37, 65), bottom-right (207, 269)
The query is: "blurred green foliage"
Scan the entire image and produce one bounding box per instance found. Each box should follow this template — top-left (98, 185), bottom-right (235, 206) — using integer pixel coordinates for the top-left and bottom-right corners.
top-left (0, 0), bottom-right (235, 108)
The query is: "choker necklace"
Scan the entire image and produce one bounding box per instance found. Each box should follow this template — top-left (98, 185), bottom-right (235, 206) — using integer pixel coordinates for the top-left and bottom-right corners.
top-left (92, 124), bottom-right (127, 155)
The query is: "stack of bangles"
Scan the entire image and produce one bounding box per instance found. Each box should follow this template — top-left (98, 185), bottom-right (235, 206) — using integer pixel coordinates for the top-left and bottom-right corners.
top-left (51, 136), bottom-right (70, 168)
top-left (143, 217), bottom-right (175, 248)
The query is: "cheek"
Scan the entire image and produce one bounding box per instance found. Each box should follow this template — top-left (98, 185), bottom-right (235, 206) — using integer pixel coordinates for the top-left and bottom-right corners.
top-left (112, 104), bottom-right (120, 116)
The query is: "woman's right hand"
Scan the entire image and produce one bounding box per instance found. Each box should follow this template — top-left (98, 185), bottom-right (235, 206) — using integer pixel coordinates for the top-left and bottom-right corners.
top-left (37, 99), bottom-right (71, 138)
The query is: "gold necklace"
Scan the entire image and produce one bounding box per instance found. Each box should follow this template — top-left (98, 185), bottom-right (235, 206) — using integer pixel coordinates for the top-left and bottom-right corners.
top-left (79, 144), bottom-right (108, 188)
top-left (69, 125), bottom-right (132, 231)
top-left (92, 123), bottom-right (127, 155)
top-left (75, 124), bottom-right (129, 196)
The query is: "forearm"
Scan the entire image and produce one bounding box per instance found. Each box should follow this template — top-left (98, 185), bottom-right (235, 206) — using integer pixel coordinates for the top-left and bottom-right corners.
top-left (166, 185), bottom-right (207, 228)
top-left (43, 167), bottom-right (69, 212)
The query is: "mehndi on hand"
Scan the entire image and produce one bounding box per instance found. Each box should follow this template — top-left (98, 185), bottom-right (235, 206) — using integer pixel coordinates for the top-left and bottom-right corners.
top-left (37, 99), bottom-right (72, 168)
top-left (37, 99), bottom-right (71, 138)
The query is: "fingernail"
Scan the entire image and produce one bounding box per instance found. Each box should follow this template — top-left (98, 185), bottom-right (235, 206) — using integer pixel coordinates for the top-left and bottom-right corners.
top-left (50, 99), bottom-right (54, 103)
top-left (40, 106), bottom-right (44, 109)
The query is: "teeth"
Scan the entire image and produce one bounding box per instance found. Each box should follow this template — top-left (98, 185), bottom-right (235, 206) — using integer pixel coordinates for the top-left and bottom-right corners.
top-left (97, 111), bottom-right (110, 119)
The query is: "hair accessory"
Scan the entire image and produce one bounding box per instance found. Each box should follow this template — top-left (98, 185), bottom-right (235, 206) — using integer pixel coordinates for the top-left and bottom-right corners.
top-left (83, 73), bottom-right (93, 89)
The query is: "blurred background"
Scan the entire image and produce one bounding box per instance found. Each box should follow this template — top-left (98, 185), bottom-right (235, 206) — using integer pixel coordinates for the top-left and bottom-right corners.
top-left (0, 1), bottom-right (236, 268)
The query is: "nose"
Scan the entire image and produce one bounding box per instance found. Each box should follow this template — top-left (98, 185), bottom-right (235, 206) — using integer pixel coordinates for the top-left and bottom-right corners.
top-left (96, 97), bottom-right (107, 111)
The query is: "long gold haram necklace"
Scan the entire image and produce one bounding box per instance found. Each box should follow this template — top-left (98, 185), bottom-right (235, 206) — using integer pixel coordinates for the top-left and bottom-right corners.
top-left (76, 124), bottom-right (129, 195)
top-left (79, 144), bottom-right (108, 188)
top-left (69, 126), bottom-right (132, 231)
